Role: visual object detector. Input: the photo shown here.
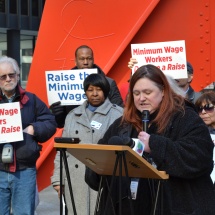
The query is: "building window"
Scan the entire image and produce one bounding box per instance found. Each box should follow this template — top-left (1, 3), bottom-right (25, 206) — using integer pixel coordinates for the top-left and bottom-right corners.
top-left (21, 48), bottom-right (33, 82)
top-left (32, 0), bottom-right (38, 16)
top-left (0, 33), bottom-right (7, 56)
top-left (20, 38), bottom-right (35, 89)
top-left (0, 50), bottom-right (7, 56)
top-left (9, 0), bottom-right (17, 14)
top-left (21, 0), bottom-right (28, 15)
top-left (0, 0), bottom-right (5, 13)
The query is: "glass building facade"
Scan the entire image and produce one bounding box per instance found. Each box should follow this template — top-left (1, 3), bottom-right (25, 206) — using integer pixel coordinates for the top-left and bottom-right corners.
top-left (0, 0), bottom-right (45, 88)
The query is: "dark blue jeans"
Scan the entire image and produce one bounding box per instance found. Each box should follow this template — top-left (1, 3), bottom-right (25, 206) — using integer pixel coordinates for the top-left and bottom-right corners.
top-left (0, 167), bottom-right (36, 215)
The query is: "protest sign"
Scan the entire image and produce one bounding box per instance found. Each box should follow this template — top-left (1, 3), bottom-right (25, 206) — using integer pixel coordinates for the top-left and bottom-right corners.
top-left (45, 69), bottom-right (97, 106)
top-left (0, 102), bottom-right (23, 144)
top-left (131, 40), bottom-right (187, 79)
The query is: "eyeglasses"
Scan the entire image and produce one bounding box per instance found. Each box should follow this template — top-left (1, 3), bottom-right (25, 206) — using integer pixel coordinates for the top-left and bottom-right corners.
top-left (0, 73), bottom-right (16, 81)
top-left (197, 104), bottom-right (215, 114)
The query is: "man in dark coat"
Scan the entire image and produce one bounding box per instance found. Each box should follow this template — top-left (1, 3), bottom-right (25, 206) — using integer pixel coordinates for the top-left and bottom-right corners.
top-left (50, 45), bottom-right (124, 128)
top-left (175, 61), bottom-right (201, 103)
top-left (0, 56), bottom-right (57, 215)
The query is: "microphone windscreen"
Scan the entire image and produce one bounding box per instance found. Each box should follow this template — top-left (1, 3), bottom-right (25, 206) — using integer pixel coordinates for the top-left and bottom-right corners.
top-left (108, 136), bottom-right (124, 146)
top-left (122, 137), bottom-right (135, 148)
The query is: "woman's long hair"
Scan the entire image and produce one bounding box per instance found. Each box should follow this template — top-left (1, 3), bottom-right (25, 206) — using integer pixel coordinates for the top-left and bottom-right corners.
top-left (122, 64), bottom-right (185, 133)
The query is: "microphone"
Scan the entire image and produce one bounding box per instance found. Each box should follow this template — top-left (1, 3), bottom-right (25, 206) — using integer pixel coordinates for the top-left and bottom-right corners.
top-left (122, 137), bottom-right (135, 148)
top-left (107, 136), bottom-right (144, 157)
top-left (108, 136), bottom-right (134, 147)
top-left (122, 137), bottom-right (144, 157)
top-left (141, 111), bottom-right (157, 168)
top-left (107, 136), bottom-right (124, 146)
top-left (142, 110), bottom-right (150, 132)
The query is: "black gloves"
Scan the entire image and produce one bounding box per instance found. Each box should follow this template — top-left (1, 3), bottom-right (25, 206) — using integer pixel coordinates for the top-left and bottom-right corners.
top-left (49, 101), bottom-right (66, 128)
top-left (50, 101), bottom-right (64, 116)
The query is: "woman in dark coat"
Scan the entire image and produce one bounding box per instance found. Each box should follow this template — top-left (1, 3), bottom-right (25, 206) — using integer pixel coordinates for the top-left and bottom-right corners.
top-left (86, 64), bottom-right (215, 215)
top-left (195, 91), bottom-right (215, 187)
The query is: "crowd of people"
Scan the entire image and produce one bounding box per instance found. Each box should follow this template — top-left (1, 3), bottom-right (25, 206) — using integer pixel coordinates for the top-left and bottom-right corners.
top-left (1, 45), bottom-right (215, 215)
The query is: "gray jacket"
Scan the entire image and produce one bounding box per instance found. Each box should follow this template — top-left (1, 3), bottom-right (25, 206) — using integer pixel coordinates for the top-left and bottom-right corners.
top-left (51, 98), bottom-right (123, 215)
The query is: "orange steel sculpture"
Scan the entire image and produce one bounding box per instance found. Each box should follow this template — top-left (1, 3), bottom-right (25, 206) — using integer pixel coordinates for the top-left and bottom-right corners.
top-left (26, 0), bottom-right (215, 191)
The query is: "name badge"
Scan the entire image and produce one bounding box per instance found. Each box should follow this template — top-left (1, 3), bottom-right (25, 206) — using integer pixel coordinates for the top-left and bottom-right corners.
top-left (91, 120), bottom-right (102, 129)
top-left (130, 178), bottom-right (139, 200)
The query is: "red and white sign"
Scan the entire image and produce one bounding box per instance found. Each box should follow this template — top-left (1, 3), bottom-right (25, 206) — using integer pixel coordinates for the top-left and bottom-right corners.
top-left (131, 40), bottom-right (187, 79)
top-left (0, 102), bottom-right (23, 144)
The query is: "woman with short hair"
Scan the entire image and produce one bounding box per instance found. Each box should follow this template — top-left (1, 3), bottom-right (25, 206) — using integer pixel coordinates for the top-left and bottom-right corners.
top-left (51, 73), bottom-right (123, 215)
top-left (195, 91), bottom-right (215, 134)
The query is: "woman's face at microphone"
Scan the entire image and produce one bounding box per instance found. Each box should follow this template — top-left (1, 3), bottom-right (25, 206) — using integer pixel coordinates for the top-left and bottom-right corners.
top-left (133, 77), bottom-right (164, 114)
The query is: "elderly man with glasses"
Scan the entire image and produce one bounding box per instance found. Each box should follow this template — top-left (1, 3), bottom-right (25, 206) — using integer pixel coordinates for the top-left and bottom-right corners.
top-left (0, 56), bottom-right (57, 215)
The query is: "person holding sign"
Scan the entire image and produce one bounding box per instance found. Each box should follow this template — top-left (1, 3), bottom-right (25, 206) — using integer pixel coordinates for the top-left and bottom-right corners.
top-left (195, 91), bottom-right (215, 185)
top-left (85, 64), bottom-right (215, 214)
top-left (51, 73), bottom-right (123, 214)
top-left (50, 45), bottom-right (124, 128)
top-left (0, 56), bottom-right (57, 215)
top-left (128, 59), bottom-right (201, 103)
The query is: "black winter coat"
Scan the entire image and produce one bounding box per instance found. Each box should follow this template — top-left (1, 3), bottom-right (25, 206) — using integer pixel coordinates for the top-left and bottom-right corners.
top-left (0, 85), bottom-right (57, 171)
top-left (86, 104), bottom-right (215, 215)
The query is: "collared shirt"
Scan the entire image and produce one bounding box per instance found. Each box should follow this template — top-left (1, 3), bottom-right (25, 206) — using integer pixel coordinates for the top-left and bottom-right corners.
top-left (3, 93), bottom-right (16, 103)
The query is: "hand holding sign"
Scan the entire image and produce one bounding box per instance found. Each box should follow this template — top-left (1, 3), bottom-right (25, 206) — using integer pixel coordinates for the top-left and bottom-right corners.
top-left (128, 58), bottom-right (138, 70)
top-left (49, 101), bottom-right (64, 115)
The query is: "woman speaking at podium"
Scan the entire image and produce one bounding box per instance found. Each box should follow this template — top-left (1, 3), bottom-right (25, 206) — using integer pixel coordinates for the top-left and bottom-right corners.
top-left (86, 65), bottom-right (215, 215)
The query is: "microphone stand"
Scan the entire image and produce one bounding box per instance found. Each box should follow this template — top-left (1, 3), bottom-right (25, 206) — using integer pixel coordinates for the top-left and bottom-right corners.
top-left (142, 110), bottom-right (163, 215)
top-left (59, 148), bottom-right (77, 215)
top-left (103, 150), bottom-right (134, 215)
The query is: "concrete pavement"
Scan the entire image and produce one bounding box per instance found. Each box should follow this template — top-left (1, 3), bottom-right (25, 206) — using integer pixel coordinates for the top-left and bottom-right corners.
top-left (35, 185), bottom-right (60, 215)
